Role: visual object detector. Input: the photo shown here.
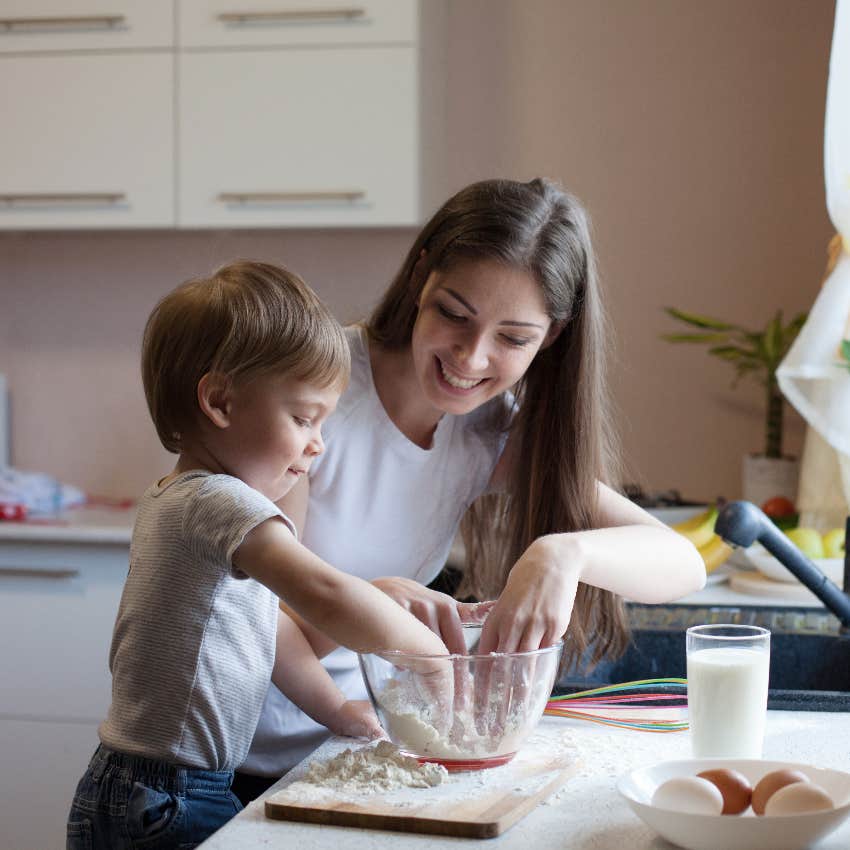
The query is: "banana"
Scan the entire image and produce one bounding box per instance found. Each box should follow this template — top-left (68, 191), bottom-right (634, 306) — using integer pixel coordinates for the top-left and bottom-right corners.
top-left (698, 534), bottom-right (733, 574)
top-left (672, 506), bottom-right (718, 549)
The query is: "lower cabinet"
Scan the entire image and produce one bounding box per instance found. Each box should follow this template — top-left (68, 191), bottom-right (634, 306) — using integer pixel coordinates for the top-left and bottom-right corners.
top-left (0, 537), bottom-right (127, 850)
top-left (0, 717), bottom-right (100, 850)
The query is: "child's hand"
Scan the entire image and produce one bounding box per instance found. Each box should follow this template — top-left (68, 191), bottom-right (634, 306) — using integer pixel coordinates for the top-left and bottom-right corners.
top-left (328, 700), bottom-right (385, 740)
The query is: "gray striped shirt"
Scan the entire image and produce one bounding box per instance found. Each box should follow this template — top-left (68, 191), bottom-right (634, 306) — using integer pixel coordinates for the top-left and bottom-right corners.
top-left (99, 471), bottom-right (294, 770)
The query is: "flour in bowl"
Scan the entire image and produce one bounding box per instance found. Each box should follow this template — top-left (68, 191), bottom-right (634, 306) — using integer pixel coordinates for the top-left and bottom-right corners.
top-left (375, 677), bottom-right (543, 760)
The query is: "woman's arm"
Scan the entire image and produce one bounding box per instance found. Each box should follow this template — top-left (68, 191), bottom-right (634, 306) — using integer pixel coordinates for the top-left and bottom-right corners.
top-left (478, 482), bottom-right (705, 653)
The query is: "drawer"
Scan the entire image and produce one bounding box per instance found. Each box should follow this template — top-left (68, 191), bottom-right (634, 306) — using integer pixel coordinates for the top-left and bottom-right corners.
top-left (178, 45), bottom-right (418, 227)
top-left (0, 544), bottom-right (126, 719)
top-left (0, 1), bottom-right (174, 53)
top-left (179, 0), bottom-right (416, 48)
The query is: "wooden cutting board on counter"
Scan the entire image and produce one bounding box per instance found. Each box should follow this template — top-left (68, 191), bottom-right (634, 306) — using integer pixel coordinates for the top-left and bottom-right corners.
top-left (264, 733), bottom-right (579, 839)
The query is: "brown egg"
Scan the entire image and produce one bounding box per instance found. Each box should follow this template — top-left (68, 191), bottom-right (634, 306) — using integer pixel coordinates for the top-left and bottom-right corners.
top-left (697, 768), bottom-right (753, 815)
top-left (752, 769), bottom-right (810, 815)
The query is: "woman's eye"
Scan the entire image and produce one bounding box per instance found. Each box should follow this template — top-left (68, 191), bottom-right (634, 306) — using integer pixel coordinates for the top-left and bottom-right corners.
top-left (437, 304), bottom-right (465, 322)
top-left (501, 335), bottom-right (531, 347)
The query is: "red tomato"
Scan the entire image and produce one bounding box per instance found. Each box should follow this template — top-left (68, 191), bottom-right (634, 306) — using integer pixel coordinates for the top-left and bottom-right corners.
top-left (761, 496), bottom-right (797, 518)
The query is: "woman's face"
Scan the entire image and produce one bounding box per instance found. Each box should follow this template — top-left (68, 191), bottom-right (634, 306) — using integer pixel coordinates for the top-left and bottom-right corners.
top-left (411, 258), bottom-right (555, 416)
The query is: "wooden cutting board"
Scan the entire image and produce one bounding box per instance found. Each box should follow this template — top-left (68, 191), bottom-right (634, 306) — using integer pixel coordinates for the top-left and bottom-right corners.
top-left (264, 732), bottom-right (579, 839)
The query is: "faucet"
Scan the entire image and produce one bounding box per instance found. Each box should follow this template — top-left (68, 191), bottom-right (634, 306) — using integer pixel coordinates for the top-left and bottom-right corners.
top-left (715, 500), bottom-right (850, 630)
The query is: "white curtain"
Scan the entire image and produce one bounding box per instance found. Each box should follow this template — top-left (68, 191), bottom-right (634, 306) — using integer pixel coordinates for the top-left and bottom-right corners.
top-left (777, 0), bottom-right (850, 527)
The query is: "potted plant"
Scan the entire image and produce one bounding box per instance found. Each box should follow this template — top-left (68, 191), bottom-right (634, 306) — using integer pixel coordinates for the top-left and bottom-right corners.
top-left (661, 307), bottom-right (807, 504)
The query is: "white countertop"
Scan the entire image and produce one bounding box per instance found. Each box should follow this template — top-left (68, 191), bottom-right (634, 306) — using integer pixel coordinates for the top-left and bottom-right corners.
top-left (0, 505), bottom-right (135, 544)
top-left (200, 711), bottom-right (850, 849)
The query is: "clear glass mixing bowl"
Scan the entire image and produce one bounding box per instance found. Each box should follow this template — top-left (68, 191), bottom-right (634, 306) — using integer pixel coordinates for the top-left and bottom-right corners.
top-left (359, 628), bottom-right (563, 771)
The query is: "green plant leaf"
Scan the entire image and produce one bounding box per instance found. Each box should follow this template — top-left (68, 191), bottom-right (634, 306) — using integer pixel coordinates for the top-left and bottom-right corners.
top-left (663, 307), bottom-right (738, 331)
top-left (708, 345), bottom-right (757, 362)
top-left (661, 332), bottom-right (732, 344)
top-left (842, 339), bottom-right (850, 367)
top-left (763, 313), bottom-right (782, 365)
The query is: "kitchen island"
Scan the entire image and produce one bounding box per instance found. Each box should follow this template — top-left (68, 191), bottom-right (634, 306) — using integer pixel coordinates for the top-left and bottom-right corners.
top-left (199, 710), bottom-right (850, 849)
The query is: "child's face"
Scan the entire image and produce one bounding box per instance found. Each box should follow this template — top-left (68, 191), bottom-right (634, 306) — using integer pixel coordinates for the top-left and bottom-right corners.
top-left (411, 258), bottom-right (555, 416)
top-left (212, 372), bottom-right (340, 503)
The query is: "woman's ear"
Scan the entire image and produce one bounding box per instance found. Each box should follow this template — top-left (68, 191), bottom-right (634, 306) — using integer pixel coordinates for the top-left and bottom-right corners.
top-left (541, 320), bottom-right (567, 350)
top-left (197, 372), bottom-right (232, 429)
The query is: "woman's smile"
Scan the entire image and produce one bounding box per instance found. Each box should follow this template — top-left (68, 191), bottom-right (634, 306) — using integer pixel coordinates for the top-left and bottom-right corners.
top-left (436, 355), bottom-right (489, 391)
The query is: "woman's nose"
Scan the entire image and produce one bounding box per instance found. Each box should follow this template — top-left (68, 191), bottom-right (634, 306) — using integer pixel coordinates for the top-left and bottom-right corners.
top-left (454, 333), bottom-right (489, 371)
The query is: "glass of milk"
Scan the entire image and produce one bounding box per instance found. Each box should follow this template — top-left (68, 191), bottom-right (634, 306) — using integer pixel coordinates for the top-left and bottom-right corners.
top-left (686, 624), bottom-right (771, 758)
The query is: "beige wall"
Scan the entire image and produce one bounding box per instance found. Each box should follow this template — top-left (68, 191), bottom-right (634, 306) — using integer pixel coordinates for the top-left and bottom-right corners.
top-left (0, 0), bottom-right (836, 503)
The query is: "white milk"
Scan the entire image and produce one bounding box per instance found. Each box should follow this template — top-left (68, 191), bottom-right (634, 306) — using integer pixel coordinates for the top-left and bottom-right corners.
top-left (687, 646), bottom-right (770, 758)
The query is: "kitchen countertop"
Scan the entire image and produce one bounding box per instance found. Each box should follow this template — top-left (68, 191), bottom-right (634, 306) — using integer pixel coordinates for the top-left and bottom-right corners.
top-left (0, 505), bottom-right (135, 544)
top-left (199, 711), bottom-right (850, 849)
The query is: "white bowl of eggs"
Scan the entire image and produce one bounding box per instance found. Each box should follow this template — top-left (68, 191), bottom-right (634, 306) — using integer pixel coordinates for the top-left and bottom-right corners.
top-left (618, 759), bottom-right (850, 850)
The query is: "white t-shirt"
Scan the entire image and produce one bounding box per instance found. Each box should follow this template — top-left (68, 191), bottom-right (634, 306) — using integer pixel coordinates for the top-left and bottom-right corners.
top-left (240, 326), bottom-right (509, 776)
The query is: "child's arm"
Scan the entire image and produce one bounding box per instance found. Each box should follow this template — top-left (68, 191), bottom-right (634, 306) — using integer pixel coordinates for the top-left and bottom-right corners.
top-left (271, 610), bottom-right (383, 739)
top-left (479, 481), bottom-right (706, 653)
top-left (233, 517), bottom-right (449, 658)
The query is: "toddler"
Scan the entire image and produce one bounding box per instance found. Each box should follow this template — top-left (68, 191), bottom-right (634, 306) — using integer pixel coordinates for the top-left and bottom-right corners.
top-left (66, 261), bottom-right (448, 850)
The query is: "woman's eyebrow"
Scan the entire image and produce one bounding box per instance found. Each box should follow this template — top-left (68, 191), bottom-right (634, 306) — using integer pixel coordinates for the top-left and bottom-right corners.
top-left (498, 320), bottom-right (544, 330)
top-left (444, 287), bottom-right (477, 314)
top-left (442, 286), bottom-right (545, 330)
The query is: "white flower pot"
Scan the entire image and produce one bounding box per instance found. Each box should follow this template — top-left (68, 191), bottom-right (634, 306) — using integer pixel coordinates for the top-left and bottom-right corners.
top-left (741, 454), bottom-right (799, 508)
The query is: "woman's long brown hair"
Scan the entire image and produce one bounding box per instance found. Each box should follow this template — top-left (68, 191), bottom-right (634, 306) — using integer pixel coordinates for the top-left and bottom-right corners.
top-left (367, 178), bottom-right (628, 669)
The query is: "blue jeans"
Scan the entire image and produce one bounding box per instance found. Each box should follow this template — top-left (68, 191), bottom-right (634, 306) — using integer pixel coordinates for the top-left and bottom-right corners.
top-left (66, 745), bottom-right (242, 850)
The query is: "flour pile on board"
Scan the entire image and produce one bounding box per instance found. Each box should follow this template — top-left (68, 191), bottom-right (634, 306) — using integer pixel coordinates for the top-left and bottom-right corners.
top-left (286, 741), bottom-right (447, 796)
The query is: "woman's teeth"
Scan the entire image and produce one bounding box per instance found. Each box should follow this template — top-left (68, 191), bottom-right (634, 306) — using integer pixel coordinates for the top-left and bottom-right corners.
top-left (440, 360), bottom-right (483, 390)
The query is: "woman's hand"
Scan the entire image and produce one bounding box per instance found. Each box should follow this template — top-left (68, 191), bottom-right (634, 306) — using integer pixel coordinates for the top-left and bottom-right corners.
top-left (372, 577), bottom-right (494, 655)
top-left (477, 536), bottom-right (582, 654)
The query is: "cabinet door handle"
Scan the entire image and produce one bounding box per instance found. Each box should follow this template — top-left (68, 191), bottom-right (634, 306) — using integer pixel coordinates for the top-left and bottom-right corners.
top-left (0, 567), bottom-right (79, 579)
top-left (0, 15), bottom-right (126, 31)
top-left (217, 8), bottom-right (365, 24)
top-left (217, 191), bottom-right (365, 203)
top-left (0, 193), bottom-right (126, 205)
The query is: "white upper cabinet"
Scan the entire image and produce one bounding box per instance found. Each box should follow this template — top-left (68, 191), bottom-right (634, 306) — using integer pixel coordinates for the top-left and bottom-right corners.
top-left (179, 0), bottom-right (415, 48)
top-left (0, 52), bottom-right (174, 228)
top-left (0, 0), bottom-right (431, 229)
top-left (0, 1), bottom-right (173, 52)
top-left (178, 46), bottom-right (418, 227)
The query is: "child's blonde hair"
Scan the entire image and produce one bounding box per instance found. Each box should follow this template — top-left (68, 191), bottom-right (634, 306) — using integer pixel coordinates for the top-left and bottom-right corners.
top-left (142, 260), bottom-right (350, 453)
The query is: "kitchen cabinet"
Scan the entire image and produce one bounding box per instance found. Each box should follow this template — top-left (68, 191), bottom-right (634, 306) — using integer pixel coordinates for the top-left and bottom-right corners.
top-left (0, 512), bottom-right (132, 850)
top-left (178, 0), bottom-right (423, 227)
top-left (179, 46), bottom-right (417, 227)
top-left (0, 52), bottom-right (175, 228)
top-left (1, 0), bottom-right (442, 230)
top-left (0, 1), bottom-right (175, 228)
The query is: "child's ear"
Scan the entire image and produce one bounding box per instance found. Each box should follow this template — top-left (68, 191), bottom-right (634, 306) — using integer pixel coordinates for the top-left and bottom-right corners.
top-left (197, 372), bottom-right (232, 429)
